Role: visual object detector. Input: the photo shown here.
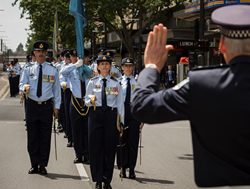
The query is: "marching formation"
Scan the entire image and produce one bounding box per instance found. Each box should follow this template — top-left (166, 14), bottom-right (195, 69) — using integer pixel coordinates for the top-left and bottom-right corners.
top-left (4, 4), bottom-right (250, 189)
top-left (17, 41), bottom-right (142, 189)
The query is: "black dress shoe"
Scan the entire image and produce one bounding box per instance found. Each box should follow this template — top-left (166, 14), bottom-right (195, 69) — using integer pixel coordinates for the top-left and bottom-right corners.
top-left (28, 167), bottom-right (39, 174)
top-left (83, 156), bottom-right (90, 164)
top-left (58, 127), bottom-right (64, 133)
top-left (73, 157), bottom-right (83, 164)
top-left (119, 168), bottom-right (126, 178)
top-left (103, 183), bottom-right (112, 189)
top-left (129, 169), bottom-right (136, 179)
top-left (39, 166), bottom-right (47, 175)
top-left (67, 141), bottom-right (73, 147)
top-left (95, 182), bottom-right (102, 189)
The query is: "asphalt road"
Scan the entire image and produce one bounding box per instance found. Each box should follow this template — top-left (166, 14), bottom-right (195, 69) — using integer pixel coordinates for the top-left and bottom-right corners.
top-left (0, 95), bottom-right (199, 189)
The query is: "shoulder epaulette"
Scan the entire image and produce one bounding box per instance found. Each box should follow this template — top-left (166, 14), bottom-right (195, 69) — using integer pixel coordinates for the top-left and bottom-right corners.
top-left (25, 63), bottom-right (34, 68)
top-left (90, 76), bottom-right (99, 80)
top-left (191, 64), bottom-right (229, 71)
top-left (46, 62), bottom-right (56, 68)
top-left (117, 77), bottom-right (122, 82)
top-left (110, 76), bottom-right (118, 81)
top-left (113, 64), bottom-right (121, 71)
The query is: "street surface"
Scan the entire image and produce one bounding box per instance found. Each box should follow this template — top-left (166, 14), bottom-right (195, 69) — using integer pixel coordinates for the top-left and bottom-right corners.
top-left (0, 81), bottom-right (199, 189)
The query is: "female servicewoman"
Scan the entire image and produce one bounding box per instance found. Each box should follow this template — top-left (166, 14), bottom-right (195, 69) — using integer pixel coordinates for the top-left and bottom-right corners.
top-left (118, 58), bottom-right (142, 179)
top-left (85, 55), bottom-right (124, 189)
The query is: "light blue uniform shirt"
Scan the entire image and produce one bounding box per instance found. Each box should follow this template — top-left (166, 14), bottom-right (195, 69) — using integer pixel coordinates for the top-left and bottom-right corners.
top-left (119, 75), bottom-right (137, 104)
top-left (7, 63), bottom-right (22, 76)
top-left (55, 61), bottom-right (64, 71)
top-left (60, 64), bottom-right (92, 98)
top-left (19, 62), bottom-right (61, 109)
top-left (20, 61), bottom-right (34, 77)
top-left (85, 75), bottom-right (124, 123)
top-left (59, 62), bottom-right (71, 89)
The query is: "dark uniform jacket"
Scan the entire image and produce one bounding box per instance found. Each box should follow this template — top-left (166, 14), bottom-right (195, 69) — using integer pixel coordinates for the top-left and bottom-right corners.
top-left (131, 55), bottom-right (250, 187)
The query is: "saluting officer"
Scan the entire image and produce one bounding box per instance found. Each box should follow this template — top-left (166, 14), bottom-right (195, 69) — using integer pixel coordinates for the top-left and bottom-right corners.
top-left (19, 40), bottom-right (61, 175)
top-left (85, 55), bottom-right (124, 189)
top-left (132, 5), bottom-right (250, 188)
top-left (117, 57), bottom-right (141, 179)
top-left (60, 49), bottom-right (92, 163)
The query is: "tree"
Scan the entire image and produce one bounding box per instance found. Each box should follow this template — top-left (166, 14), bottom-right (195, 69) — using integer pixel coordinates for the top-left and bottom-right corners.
top-left (13, 0), bottom-right (186, 64)
top-left (15, 43), bottom-right (25, 55)
top-left (13, 0), bottom-right (76, 53)
top-left (85, 0), bottom-right (186, 69)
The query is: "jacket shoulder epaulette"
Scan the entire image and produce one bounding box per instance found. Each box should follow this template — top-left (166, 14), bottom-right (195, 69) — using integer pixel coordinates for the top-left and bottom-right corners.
top-left (90, 76), bottom-right (99, 81)
top-left (110, 76), bottom-right (118, 82)
top-left (191, 64), bottom-right (229, 71)
top-left (46, 62), bottom-right (56, 68)
top-left (25, 63), bottom-right (34, 68)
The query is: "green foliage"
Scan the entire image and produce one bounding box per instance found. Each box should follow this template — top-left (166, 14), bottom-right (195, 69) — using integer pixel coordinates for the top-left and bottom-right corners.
top-left (14, 0), bottom-right (76, 53)
top-left (14, 0), bottom-right (186, 58)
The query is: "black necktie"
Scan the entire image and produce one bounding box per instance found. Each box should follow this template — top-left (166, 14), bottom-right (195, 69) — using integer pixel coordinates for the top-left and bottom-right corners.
top-left (37, 64), bottom-right (42, 97)
top-left (125, 77), bottom-right (131, 105)
top-left (102, 78), bottom-right (107, 108)
top-left (80, 80), bottom-right (86, 98)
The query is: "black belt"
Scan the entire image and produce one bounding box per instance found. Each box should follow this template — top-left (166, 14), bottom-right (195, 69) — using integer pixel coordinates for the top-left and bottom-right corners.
top-left (91, 106), bottom-right (117, 111)
top-left (28, 98), bottom-right (52, 105)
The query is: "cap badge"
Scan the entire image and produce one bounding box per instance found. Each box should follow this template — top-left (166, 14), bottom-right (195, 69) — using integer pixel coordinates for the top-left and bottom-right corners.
top-left (39, 43), bottom-right (44, 48)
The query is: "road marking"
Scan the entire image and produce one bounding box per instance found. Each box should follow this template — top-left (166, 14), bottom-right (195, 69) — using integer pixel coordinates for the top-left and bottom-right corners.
top-left (75, 163), bottom-right (90, 181)
top-left (0, 88), bottom-right (9, 100)
top-left (0, 75), bottom-right (9, 101)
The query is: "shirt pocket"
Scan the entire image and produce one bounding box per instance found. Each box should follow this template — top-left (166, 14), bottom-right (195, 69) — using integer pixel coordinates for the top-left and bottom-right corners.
top-left (29, 75), bottom-right (37, 81)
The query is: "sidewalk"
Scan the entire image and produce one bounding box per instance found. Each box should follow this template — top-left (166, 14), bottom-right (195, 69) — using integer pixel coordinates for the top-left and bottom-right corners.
top-left (0, 72), bottom-right (9, 99)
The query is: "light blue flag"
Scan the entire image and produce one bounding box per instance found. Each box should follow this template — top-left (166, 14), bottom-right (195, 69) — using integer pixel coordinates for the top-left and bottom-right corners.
top-left (69, 0), bottom-right (86, 59)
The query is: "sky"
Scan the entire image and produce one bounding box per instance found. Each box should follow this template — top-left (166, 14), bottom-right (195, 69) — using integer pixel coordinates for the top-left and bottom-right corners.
top-left (0, 0), bottom-right (30, 51)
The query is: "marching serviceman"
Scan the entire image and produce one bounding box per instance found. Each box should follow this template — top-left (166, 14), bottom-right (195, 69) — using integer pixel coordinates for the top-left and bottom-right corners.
top-left (19, 40), bottom-right (61, 175)
top-left (7, 59), bottom-right (22, 97)
top-left (85, 55), bottom-right (124, 189)
top-left (117, 57), bottom-right (141, 179)
top-left (60, 49), bottom-right (92, 164)
top-left (59, 50), bottom-right (73, 145)
top-left (20, 52), bottom-right (36, 127)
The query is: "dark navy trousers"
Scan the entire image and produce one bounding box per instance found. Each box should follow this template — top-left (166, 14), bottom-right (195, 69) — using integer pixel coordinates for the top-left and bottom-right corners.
top-left (26, 98), bottom-right (53, 167)
top-left (88, 107), bottom-right (118, 183)
top-left (70, 97), bottom-right (89, 159)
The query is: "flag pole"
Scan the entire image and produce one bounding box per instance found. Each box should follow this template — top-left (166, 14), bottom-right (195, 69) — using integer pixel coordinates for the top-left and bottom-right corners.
top-left (53, 8), bottom-right (58, 58)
